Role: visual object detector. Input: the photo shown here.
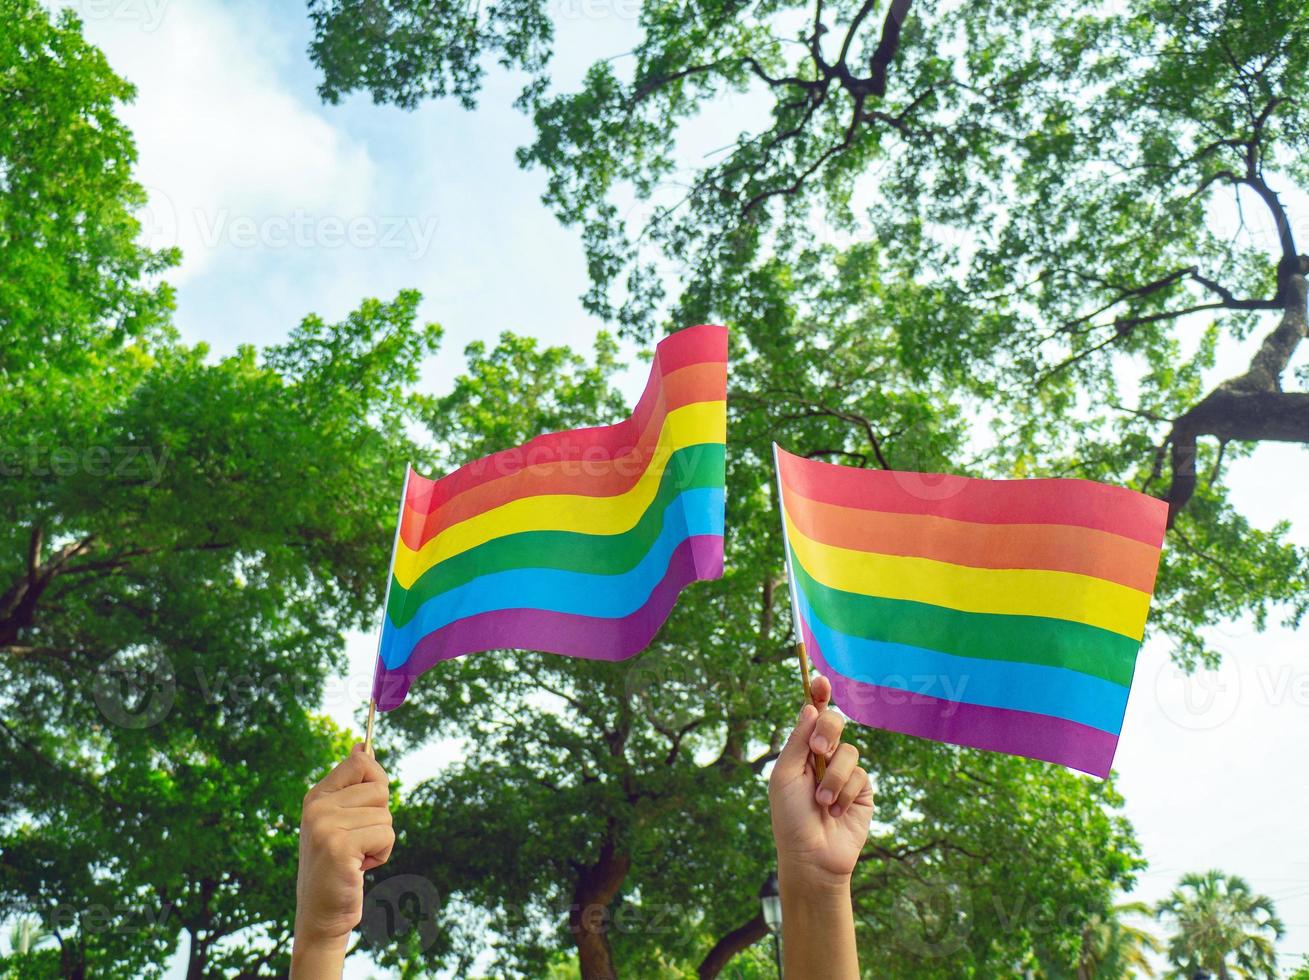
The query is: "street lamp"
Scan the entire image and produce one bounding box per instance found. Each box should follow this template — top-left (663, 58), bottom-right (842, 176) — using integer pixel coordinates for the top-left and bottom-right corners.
top-left (759, 871), bottom-right (782, 977)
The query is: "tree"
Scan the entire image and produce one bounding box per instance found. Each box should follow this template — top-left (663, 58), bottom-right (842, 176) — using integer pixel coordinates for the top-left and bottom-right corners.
top-left (1156, 870), bottom-right (1284, 979)
top-left (1067, 901), bottom-right (1162, 979)
top-left (0, 4), bottom-right (443, 976)
top-left (310, 0), bottom-right (1309, 668)
top-left (0, 0), bottom-right (176, 376)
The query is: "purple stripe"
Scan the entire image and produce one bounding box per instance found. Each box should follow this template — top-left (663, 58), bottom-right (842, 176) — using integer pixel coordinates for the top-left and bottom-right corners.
top-left (373, 535), bottom-right (724, 710)
top-left (800, 617), bottom-right (1119, 778)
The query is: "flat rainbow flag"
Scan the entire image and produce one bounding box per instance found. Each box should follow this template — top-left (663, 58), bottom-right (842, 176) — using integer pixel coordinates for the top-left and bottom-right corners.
top-left (371, 324), bottom-right (728, 711)
top-left (773, 444), bottom-right (1167, 777)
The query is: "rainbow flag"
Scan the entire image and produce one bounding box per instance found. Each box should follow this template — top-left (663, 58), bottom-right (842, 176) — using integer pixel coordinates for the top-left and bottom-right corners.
top-left (774, 445), bottom-right (1167, 777)
top-left (371, 324), bottom-right (728, 711)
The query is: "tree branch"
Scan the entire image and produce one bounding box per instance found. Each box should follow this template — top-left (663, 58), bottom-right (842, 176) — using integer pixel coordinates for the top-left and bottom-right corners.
top-left (868, 0), bottom-right (912, 97)
top-left (697, 911), bottom-right (769, 979)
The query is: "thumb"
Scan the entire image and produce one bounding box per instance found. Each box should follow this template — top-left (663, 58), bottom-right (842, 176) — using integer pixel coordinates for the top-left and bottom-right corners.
top-left (774, 704), bottom-right (820, 782)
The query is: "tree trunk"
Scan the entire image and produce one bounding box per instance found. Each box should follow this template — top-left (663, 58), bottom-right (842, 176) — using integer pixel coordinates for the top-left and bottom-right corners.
top-left (185, 929), bottom-right (206, 980)
top-left (697, 912), bottom-right (769, 978)
top-left (59, 940), bottom-right (87, 980)
top-left (569, 838), bottom-right (630, 980)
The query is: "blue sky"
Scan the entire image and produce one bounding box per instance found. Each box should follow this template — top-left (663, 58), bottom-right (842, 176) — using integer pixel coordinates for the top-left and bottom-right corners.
top-left (46, 0), bottom-right (1309, 975)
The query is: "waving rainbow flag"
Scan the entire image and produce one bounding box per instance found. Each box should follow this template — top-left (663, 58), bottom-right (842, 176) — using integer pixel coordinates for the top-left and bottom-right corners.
top-left (774, 445), bottom-right (1167, 777)
top-left (371, 324), bottom-right (727, 711)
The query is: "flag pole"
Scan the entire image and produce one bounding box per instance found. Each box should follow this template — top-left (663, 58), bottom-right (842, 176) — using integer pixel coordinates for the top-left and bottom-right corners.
top-left (772, 444), bottom-right (826, 783)
top-left (365, 463), bottom-right (413, 757)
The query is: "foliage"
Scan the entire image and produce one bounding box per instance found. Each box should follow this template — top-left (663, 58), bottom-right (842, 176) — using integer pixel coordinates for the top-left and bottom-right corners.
top-left (0, 0), bottom-right (176, 375)
top-left (0, 4), bottom-right (442, 975)
top-left (1155, 870), bottom-right (1284, 979)
top-left (1060, 901), bottom-right (1162, 979)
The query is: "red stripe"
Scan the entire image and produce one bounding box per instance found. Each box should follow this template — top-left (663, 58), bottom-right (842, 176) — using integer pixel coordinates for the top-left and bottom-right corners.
top-left (776, 445), bottom-right (1167, 547)
top-left (401, 362), bottom-right (724, 548)
top-left (406, 324), bottom-right (726, 515)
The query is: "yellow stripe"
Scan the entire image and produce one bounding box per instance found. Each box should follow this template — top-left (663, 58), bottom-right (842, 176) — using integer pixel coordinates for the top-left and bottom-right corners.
top-left (785, 513), bottom-right (1152, 640)
top-left (393, 401), bottom-right (726, 588)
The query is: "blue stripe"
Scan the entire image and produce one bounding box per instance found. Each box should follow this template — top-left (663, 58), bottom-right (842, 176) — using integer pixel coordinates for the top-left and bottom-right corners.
top-left (381, 487), bottom-right (724, 668)
top-left (797, 588), bottom-right (1129, 735)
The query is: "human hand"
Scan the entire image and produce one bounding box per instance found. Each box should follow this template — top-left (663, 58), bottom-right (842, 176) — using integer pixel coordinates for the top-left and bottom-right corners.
top-left (768, 675), bottom-right (875, 887)
top-left (292, 744), bottom-right (394, 974)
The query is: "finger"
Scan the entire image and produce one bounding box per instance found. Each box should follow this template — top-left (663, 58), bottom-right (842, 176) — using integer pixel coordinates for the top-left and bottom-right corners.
top-left (815, 743), bottom-right (859, 807)
top-left (332, 780), bottom-right (391, 810)
top-left (829, 766), bottom-right (869, 819)
top-left (809, 673), bottom-right (832, 711)
top-left (808, 705), bottom-right (846, 760)
top-left (773, 704), bottom-right (820, 781)
top-left (335, 806), bottom-right (393, 831)
top-left (314, 745), bottom-right (389, 795)
top-left (349, 824), bottom-right (395, 870)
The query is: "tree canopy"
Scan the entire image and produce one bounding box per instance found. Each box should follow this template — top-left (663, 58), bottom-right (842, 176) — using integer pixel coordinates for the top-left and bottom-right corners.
top-left (311, 0), bottom-right (1309, 667)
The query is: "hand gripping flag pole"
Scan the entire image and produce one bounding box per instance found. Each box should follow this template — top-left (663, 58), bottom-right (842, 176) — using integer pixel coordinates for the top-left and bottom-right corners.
top-left (365, 463), bottom-right (413, 757)
top-left (773, 442), bottom-right (826, 783)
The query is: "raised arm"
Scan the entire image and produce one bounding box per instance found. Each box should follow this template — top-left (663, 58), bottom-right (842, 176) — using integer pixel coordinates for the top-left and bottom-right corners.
top-left (768, 675), bottom-right (875, 979)
top-left (291, 744), bottom-right (395, 978)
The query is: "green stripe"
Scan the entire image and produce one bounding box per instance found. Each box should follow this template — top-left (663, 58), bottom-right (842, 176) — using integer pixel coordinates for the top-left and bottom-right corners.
top-left (388, 443), bottom-right (725, 627)
top-left (791, 548), bottom-right (1138, 687)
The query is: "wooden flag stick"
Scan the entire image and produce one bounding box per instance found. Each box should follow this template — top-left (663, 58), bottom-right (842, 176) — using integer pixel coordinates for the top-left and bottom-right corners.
top-left (363, 698), bottom-right (377, 757)
top-left (773, 443), bottom-right (828, 786)
top-left (796, 641), bottom-right (827, 782)
top-left (362, 464), bottom-right (413, 760)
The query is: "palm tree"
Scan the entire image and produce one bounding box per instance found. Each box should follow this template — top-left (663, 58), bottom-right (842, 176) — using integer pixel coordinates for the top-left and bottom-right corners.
top-left (1156, 870), bottom-right (1284, 979)
top-left (1076, 901), bottom-right (1163, 979)
top-left (6, 915), bottom-right (51, 954)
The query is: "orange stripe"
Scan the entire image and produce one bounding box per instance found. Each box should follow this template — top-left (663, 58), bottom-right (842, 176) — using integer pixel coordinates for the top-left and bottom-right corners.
top-left (401, 360), bottom-right (727, 549)
top-left (785, 490), bottom-right (1163, 593)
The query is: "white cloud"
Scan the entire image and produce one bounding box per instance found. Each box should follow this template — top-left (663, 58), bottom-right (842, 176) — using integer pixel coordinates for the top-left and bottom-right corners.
top-left (55, 0), bottom-right (376, 283)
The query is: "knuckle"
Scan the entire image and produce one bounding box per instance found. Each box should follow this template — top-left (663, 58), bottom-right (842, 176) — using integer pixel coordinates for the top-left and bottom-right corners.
top-left (326, 836), bottom-right (354, 861)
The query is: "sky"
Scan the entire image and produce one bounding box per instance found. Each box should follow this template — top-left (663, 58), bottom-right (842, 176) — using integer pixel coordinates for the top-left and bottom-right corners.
top-left (41, 0), bottom-right (1309, 975)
